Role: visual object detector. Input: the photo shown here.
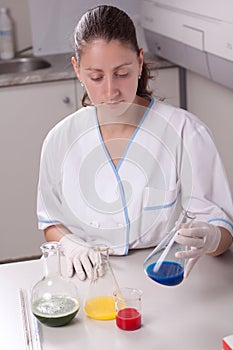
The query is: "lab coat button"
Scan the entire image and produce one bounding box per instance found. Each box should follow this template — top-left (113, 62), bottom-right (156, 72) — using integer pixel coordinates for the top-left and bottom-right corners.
top-left (117, 223), bottom-right (124, 228)
top-left (90, 221), bottom-right (100, 228)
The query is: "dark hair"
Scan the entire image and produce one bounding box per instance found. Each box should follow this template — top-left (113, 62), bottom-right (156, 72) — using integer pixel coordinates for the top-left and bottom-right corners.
top-left (74, 5), bottom-right (152, 107)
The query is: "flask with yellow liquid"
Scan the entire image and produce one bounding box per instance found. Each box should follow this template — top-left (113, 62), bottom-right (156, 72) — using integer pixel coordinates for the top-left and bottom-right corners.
top-left (84, 244), bottom-right (119, 320)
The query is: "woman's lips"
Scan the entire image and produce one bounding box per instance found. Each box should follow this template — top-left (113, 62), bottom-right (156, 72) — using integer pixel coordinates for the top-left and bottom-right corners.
top-left (105, 100), bottom-right (123, 106)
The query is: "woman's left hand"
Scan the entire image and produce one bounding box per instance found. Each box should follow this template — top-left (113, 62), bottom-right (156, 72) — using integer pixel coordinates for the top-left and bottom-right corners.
top-left (174, 221), bottom-right (221, 278)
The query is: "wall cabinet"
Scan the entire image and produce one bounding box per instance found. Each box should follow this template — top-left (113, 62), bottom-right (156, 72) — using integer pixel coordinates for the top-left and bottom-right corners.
top-left (0, 79), bottom-right (78, 261)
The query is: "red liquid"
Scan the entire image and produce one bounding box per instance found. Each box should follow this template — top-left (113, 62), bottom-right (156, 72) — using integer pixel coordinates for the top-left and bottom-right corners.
top-left (116, 308), bottom-right (141, 330)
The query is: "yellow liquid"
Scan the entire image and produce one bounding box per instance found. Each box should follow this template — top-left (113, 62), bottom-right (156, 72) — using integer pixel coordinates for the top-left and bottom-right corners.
top-left (84, 296), bottom-right (116, 320)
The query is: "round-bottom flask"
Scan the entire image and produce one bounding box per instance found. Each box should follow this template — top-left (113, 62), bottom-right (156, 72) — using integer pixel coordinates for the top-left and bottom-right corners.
top-left (84, 245), bottom-right (119, 320)
top-left (31, 242), bottom-right (80, 327)
top-left (144, 211), bottom-right (196, 286)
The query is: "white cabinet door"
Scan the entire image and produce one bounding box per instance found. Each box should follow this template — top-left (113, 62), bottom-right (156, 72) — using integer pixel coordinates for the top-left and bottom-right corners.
top-left (149, 67), bottom-right (180, 107)
top-left (0, 80), bottom-right (77, 261)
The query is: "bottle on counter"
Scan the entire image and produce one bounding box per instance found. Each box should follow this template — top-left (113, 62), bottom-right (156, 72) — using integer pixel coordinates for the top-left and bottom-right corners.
top-left (0, 7), bottom-right (15, 60)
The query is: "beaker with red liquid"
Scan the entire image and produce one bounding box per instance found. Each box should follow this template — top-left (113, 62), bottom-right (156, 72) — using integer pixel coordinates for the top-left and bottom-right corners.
top-left (114, 287), bottom-right (142, 331)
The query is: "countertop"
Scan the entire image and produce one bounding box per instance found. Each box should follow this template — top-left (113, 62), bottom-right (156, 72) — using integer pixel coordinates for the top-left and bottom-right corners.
top-left (0, 52), bottom-right (176, 88)
top-left (1, 248), bottom-right (233, 350)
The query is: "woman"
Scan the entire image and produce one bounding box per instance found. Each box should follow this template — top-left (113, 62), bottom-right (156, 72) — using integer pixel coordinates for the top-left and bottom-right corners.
top-left (37, 5), bottom-right (233, 281)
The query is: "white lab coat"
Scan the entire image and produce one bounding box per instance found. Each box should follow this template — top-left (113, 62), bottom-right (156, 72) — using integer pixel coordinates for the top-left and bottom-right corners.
top-left (37, 97), bottom-right (233, 255)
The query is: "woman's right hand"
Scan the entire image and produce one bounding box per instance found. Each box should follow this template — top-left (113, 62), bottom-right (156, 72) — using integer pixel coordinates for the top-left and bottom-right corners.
top-left (60, 234), bottom-right (100, 280)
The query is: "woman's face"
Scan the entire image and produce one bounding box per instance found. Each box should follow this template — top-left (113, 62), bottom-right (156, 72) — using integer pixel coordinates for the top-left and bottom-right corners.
top-left (72, 39), bottom-right (144, 107)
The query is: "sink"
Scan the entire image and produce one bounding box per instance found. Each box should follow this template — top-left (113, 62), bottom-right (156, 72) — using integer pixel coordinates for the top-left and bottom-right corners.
top-left (0, 57), bottom-right (51, 75)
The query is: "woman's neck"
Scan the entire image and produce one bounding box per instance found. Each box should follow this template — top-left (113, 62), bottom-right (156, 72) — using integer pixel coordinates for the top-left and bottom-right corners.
top-left (97, 95), bottom-right (150, 131)
top-left (97, 96), bottom-right (150, 167)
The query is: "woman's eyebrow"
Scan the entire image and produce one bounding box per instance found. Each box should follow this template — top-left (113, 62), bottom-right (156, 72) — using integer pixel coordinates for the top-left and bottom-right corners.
top-left (84, 62), bottom-right (133, 72)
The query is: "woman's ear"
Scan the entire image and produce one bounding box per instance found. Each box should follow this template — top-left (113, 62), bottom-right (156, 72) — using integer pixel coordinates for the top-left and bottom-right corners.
top-left (138, 48), bottom-right (144, 75)
top-left (71, 56), bottom-right (80, 80)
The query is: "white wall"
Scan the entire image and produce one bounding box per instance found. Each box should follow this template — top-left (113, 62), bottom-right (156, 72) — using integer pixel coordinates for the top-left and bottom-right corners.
top-left (28, 0), bottom-right (140, 56)
top-left (0, 0), bottom-right (140, 54)
top-left (187, 71), bottom-right (233, 195)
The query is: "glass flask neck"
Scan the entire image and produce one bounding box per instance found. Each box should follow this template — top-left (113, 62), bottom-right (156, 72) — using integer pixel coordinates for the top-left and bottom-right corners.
top-left (181, 210), bottom-right (196, 224)
top-left (41, 242), bottom-right (62, 277)
top-left (93, 244), bottom-right (110, 280)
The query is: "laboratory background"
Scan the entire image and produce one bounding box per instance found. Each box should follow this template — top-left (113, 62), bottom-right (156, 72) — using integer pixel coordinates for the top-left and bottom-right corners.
top-left (0, 0), bottom-right (233, 263)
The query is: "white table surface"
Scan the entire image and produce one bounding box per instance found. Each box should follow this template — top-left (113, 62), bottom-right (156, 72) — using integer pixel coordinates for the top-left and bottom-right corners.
top-left (1, 247), bottom-right (233, 350)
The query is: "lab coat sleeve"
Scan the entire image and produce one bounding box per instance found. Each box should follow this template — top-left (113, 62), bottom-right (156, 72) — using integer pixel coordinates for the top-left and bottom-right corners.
top-left (179, 113), bottom-right (233, 235)
top-left (37, 135), bottom-right (65, 230)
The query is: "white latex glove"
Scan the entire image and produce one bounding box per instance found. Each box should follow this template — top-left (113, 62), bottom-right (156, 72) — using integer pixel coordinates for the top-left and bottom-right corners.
top-left (60, 234), bottom-right (102, 280)
top-left (175, 221), bottom-right (221, 278)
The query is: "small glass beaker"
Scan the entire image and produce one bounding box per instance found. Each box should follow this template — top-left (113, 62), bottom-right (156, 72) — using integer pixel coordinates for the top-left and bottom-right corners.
top-left (114, 287), bottom-right (142, 331)
top-left (143, 210), bottom-right (196, 286)
top-left (84, 244), bottom-right (119, 320)
top-left (31, 242), bottom-right (80, 327)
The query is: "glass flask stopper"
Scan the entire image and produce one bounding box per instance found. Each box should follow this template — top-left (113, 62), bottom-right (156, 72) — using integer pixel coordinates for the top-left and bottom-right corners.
top-left (31, 241), bottom-right (80, 327)
top-left (84, 244), bottom-right (120, 320)
top-left (144, 210), bottom-right (196, 286)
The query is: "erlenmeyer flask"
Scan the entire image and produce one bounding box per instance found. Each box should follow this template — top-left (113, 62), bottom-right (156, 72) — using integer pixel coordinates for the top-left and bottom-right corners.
top-left (84, 244), bottom-right (120, 320)
top-left (143, 211), bottom-right (196, 286)
top-left (31, 242), bottom-right (80, 327)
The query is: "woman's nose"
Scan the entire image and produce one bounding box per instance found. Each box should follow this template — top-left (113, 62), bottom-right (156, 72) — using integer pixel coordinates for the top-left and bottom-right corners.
top-left (104, 77), bottom-right (118, 98)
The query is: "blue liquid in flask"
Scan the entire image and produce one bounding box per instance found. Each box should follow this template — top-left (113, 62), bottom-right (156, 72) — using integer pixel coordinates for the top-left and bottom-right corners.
top-left (146, 261), bottom-right (184, 286)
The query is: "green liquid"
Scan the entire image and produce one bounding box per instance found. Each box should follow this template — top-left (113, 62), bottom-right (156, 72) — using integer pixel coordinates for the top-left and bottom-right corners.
top-left (32, 295), bottom-right (79, 327)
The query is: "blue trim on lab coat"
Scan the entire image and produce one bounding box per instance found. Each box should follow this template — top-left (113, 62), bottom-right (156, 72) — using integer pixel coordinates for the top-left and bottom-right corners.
top-left (39, 219), bottom-right (61, 225)
top-left (208, 218), bottom-right (233, 230)
top-left (144, 197), bottom-right (177, 211)
top-left (94, 97), bottom-right (154, 254)
top-left (117, 97), bottom-right (154, 171)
